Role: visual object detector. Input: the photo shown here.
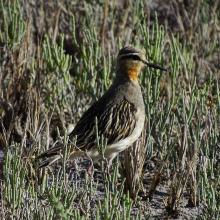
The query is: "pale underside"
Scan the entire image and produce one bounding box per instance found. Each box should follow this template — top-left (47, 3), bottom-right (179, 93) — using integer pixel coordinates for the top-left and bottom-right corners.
top-left (69, 109), bottom-right (145, 163)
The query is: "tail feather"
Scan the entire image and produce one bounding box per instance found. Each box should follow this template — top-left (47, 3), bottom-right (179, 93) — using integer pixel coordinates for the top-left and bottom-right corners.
top-left (37, 145), bottom-right (62, 160)
top-left (37, 144), bottom-right (63, 168)
top-left (38, 155), bottom-right (61, 168)
top-left (37, 142), bottom-right (86, 168)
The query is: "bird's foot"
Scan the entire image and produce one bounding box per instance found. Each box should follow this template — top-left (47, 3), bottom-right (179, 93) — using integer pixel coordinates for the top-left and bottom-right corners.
top-left (87, 162), bottom-right (94, 177)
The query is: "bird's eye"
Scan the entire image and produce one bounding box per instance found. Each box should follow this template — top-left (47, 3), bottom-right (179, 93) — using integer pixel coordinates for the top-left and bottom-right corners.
top-left (120, 54), bottom-right (141, 61)
top-left (129, 55), bottom-right (141, 61)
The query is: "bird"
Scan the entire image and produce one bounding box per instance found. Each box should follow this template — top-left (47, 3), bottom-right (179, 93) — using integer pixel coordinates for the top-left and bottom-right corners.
top-left (37, 46), bottom-right (166, 168)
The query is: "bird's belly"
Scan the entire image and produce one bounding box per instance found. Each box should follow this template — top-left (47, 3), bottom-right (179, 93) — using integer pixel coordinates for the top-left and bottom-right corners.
top-left (88, 110), bottom-right (145, 161)
top-left (106, 112), bottom-right (145, 155)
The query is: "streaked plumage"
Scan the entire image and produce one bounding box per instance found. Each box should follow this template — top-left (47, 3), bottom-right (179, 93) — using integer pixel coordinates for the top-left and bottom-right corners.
top-left (38, 46), bottom-right (166, 168)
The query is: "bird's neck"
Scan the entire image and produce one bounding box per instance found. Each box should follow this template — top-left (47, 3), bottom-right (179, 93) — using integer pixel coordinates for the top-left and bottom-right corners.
top-left (127, 67), bottom-right (139, 81)
top-left (116, 65), bottom-right (140, 82)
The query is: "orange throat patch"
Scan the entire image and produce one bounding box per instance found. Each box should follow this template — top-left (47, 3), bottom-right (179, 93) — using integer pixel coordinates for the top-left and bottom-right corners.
top-left (127, 66), bottom-right (139, 81)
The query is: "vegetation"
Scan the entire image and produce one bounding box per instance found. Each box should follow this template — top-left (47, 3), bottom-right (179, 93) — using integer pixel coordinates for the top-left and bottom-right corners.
top-left (0, 0), bottom-right (219, 219)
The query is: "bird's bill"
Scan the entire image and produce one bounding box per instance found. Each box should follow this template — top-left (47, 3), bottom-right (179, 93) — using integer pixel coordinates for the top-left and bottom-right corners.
top-left (141, 59), bottom-right (167, 72)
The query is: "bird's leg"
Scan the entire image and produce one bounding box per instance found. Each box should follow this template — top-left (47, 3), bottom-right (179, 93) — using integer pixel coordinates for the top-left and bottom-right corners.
top-left (103, 157), bottom-right (110, 178)
top-left (104, 154), bottom-right (120, 192)
top-left (107, 157), bottom-right (114, 174)
top-left (103, 155), bottom-right (116, 183)
top-left (73, 160), bottom-right (79, 171)
top-left (87, 159), bottom-right (94, 177)
top-left (102, 158), bottom-right (111, 189)
top-left (84, 152), bottom-right (94, 177)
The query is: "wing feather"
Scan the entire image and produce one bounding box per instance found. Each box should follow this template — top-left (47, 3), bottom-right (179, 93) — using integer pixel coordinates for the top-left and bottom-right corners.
top-left (70, 98), bottom-right (137, 150)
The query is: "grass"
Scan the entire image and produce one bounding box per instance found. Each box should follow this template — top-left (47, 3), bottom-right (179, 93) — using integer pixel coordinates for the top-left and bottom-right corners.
top-left (0, 0), bottom-right (219, 219)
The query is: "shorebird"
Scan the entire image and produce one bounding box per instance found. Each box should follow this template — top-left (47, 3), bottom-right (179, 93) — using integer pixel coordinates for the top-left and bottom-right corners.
top-left (38, 46), bottom-right (166, 168)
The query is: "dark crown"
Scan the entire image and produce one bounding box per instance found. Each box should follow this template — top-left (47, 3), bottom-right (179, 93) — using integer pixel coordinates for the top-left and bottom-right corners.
top-left (118, 46), bottom-right (141, 56)
top-left (117, 46), bottom-right (144, 62)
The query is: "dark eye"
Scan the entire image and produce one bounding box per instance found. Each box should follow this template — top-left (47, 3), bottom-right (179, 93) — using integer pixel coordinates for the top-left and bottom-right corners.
top-left (129, 55), bottom-right (141, 61)
top-left (120, 54), bottom-right (141, 61)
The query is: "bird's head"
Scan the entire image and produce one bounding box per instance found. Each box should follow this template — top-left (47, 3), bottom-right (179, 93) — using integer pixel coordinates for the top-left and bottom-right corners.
top-left (116, 46), bottom-right (166, 81)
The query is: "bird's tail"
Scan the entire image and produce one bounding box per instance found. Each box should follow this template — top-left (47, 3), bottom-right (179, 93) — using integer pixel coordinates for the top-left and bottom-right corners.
top-left (37, 143), bottom-right (64, 168)
top-left (37, 142), bottom-right (84, 168)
